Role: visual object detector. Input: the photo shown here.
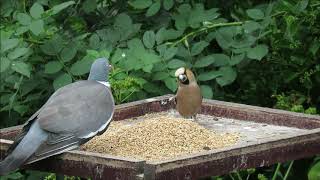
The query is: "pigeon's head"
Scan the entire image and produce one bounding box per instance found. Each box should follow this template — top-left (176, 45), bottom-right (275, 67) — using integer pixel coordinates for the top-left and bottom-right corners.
top-left (88, 58), bottom-right (111, 82)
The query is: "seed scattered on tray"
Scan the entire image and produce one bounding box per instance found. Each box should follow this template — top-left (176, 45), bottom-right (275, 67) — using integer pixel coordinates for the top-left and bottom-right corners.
top-left (82, 113), bottom-right (240, 161)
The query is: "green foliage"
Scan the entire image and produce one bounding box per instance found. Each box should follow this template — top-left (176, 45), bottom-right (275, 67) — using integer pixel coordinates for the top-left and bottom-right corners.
top-left (273, 92), bottom-right (317, 114)
top-left (0, 0), bottom-right (319, 179)
top-left (308, 159), bottom-right (320, 180)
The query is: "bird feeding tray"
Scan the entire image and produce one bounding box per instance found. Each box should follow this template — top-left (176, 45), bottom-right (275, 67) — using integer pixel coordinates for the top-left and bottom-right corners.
top-left (1, 94), bottom-right (320, 180)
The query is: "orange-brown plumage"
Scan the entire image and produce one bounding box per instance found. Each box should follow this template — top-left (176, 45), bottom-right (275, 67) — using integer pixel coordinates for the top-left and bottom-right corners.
top-left (175, 67), bottom-right (202, 118)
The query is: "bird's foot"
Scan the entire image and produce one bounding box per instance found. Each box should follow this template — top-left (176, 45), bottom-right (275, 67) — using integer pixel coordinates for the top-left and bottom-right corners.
top-left (192, 115), bottom-right (197, 121)
top-left (212, 116), bottom-right (219, 121)
top-left (168, 96), bottom-right (176, 104)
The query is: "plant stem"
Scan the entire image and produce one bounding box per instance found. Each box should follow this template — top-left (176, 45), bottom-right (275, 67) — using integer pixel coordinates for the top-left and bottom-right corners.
top-left (283, 161), bottom-right (294, 180)
top-left (236, 172), bottom-right (243, 180)
top-left (271, 11), bottom-right (287, 17)
top-left (246, 174), bottom-right (251, 180)
top-left (170, 21), bottom-right (243, 47)
top-left (25, 38), bottom-right (43, 44)
top-left (9, 76), bottom-right (24, 116)
top-left (229, 173), bottom-right (236, 180)
top-left (120, 91), bottom-right (135, 103)
top-left (57, 55), bottom-right (76, 81)
top-left (311, 2), bottom-right (320, 7)
top-left (272, 163), bottom-right (281, 180)
top-left (22, 0), bottom-right (26, 12)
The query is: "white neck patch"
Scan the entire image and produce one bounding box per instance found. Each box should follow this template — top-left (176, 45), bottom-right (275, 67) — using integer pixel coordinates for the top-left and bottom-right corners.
top-left (98, 81), bottom-right (111, 88)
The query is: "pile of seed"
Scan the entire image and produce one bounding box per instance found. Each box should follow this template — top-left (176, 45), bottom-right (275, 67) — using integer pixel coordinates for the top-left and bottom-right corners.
top-left (82, 113), bottom-right (239, 161)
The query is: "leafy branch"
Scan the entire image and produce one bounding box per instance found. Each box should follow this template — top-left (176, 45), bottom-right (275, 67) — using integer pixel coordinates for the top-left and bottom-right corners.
top-left (168, 22), bottom-right (243, 47)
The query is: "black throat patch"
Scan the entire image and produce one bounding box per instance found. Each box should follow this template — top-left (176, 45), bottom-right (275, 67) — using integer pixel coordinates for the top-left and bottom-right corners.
top-left (181, 78), bottom-right (189, 85)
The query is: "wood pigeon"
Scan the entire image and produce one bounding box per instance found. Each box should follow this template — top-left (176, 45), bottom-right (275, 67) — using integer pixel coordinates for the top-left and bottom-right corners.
top-left (0, 58), bottom-right (115, 175)
top-left (172, 67), bottom-right (202, 120)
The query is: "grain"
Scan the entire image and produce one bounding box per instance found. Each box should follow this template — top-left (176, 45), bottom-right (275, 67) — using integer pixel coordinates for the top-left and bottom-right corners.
top-left (82, 113), bottom-right (239, 161)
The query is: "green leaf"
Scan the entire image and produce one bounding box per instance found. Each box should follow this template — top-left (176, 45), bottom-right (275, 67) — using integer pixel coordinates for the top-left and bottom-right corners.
top-left (61, 46), bottom-right (77, 62)
top-left (216, 66), bottom-right (237, 86)
top-left (247, 45), bottom-right (268, 60)
top-left (13, 104), bottom-right (28, 115)
top-left (129, 0), bottom-right (152, 9)
top-left (246, 9), bottom-right (264, 20)
top-left (243, 21), bottom-right (261, 33)
top-left (265, 3), bottom-right (274, 17)
top-left (200, 85), bottom-right (213, 99)
top-left (143, 31), bottom-right (156, 48)
top-left (308, 161), bottom-right (320, 180)
top-left (188, 5), bottom-right (220, 28)
top-left (174, 7), bottom-right (189, 31)
top-left (155, 28), bottom-right (183, 45)
top-left (1, 172), bottom-right (24, 179)
top-left (174, 15), bottom-right (187, 30)
top-left (142, 64), bottom-right (153, 73)
top-left (153, 72), bottom-right (169, 80)
top-left (163, 0), bottom-right (174, 10)
top-left (141, 52), bottom-right (161, 66)
top-left (198, 71), bottom-right (222, 81)
top-left (168, 59), bottom-right (186, 69)
top-left (89, 33), bottom-right (100, 49)
top-left (128, 38), bottom-right (144, 51)
top-left (164, 77), bottom-right (177, 92)
top-left (15, 26), bottom-right (29, 35)
top-left (44, 61), bottom-right (63, 74)
top-left (82, 0), bottom-right (97, 13)
top-left (1, 38), bottom-right (19, 53)
top-left (146, 2), bottom-right (161, 17)
top-left (294, 0), bottom-right (308, 13)
top-left (99, 50), bottom-right (110, 59)
top-left (194, 55), bottom-right (215, 68)
top-left (191, 41), bottom-right (209, 56)
top-left (16, 13), bottom-right (31, 25)
top-left (0, 57), bottom-right (10, 72)
top-left (215, 30), bottom-right (233, 49)
top-left (309, 39), bottom-right (320, 56)
top-left (29, 19), bottom-right (44, 35)
top-left (211, 53), bottom-right (230, 66)
top-left (70, 55), bottom-right (95, 75)
top-left (11, 61), bottom-right (31, 77)
top-left (164, 47), bottom-right (178, 60)
top-left (30, 3), bottom-right (44, 19)
top-left (111, 48), bottom-right (126, 64)
top-left (40, 35), bottom-right (63, 55)
top-left (53, 73), bottom-right (72, 90)
top-left (230, 53), bottom-right (245, 65)
top-left (8, 48), bottom-right (30, 60)
top-left (51, 1), bottom-right (75, 15)
top-left (114, 13), bottom-right (132, 30)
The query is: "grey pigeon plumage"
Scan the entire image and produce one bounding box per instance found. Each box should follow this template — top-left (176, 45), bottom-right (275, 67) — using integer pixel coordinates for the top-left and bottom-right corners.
top-left (0, 58), bottom-right (115, 175)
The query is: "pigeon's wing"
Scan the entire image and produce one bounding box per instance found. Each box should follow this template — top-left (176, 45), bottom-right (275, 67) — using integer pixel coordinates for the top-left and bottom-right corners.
top-left (4, 81), bottom-right (114, 167)
top-left (7, 80), bottom-right (87, 154)
top-left (26, 81), bottom-right (114, 164)
top-left (37, 80), bottom-right (115, 138)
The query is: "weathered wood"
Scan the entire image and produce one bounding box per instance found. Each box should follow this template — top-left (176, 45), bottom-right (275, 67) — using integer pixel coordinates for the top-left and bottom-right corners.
top-left (143, 129), bottom-right (320, 180)
top-left (0, 140), bottom-right (144, 180)
top-left (1, 94), bottom-right (320, 180)
top-left (201, 99), bottom-right (320, 129)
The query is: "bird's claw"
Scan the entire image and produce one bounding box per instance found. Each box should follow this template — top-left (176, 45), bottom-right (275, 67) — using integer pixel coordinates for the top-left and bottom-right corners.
top-left (169, 96), bottom-right (176, 104)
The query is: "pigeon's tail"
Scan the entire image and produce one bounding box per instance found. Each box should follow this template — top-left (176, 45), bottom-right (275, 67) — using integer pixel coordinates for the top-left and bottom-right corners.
top-left (0, 121), bottom-right (48, 175)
